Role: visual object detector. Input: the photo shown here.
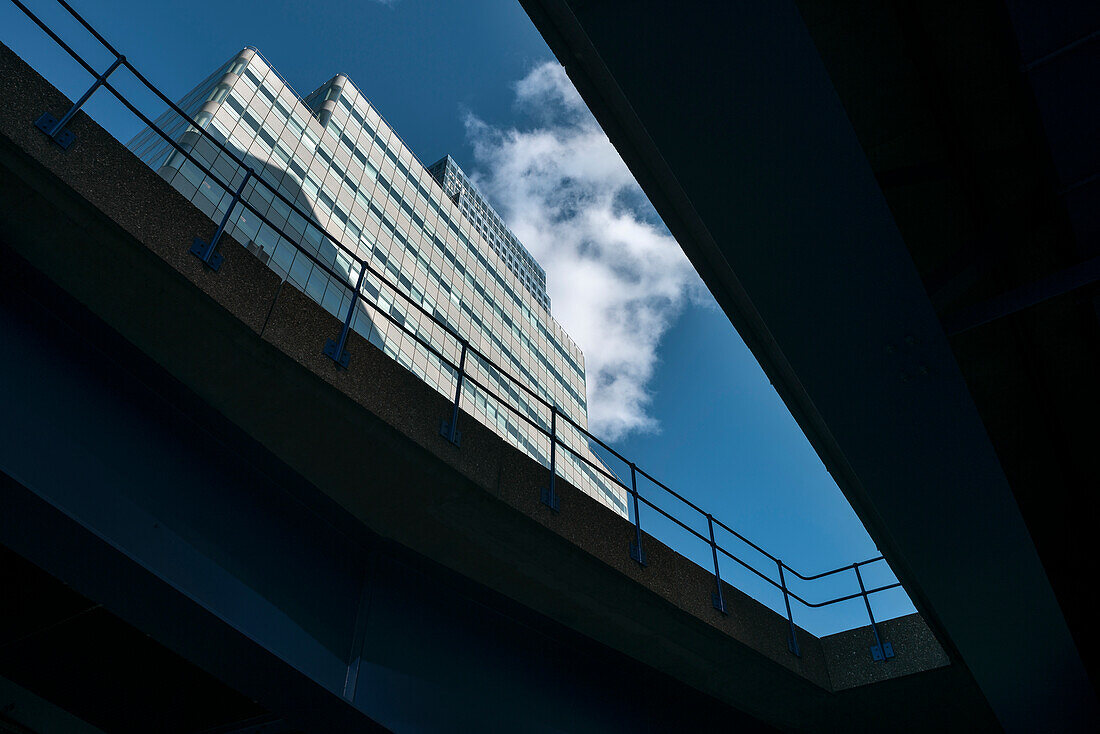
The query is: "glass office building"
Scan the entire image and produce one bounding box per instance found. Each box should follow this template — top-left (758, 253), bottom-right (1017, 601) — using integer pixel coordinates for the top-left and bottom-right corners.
top-left (127, 48), bottom-right (627, 517)
top-left (425, 155), bottom-right (549, 313)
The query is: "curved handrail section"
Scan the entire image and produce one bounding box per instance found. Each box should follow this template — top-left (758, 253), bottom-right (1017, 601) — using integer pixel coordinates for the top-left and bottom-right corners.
top-left (9, 0), bottom-right (907, 658)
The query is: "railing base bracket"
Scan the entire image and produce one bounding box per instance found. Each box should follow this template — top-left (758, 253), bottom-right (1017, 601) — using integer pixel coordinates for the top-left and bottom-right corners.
top-left (540, 487), bottom-right (560, 512)
top-left (35, 112), bottom-right (75, 149)
top-left (190, 236), bottom-right (224, 271)
top-left (871, 642), bottom-right (894, 661)
top-left (438, 419), bottom-right (461, 446)
top-left (323, 338), bottom-right (350, 369)
top-left (629, 541), bottom-right (646, 566)
top-left (711, 593), bottom-right (728, 615)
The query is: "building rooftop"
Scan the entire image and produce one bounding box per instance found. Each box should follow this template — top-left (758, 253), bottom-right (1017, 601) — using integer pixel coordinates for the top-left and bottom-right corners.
top-left (426, 154), bottom-right (550, 311)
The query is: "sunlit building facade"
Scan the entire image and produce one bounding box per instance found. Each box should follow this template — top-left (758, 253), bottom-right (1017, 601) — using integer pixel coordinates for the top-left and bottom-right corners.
top-left (425, 155), bottom-right (549, 313)
top-left (127, 48), bottom-right (627, 517)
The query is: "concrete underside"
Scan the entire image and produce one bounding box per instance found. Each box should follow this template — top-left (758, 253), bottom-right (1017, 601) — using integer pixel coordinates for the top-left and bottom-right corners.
top-left (516, 0), bottom-right (1097, 730)
top-left (0, 41), bottom-right (995, 732)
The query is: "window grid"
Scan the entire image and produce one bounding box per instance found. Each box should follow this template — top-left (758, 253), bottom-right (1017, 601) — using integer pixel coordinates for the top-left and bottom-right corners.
top-left (127, 49), bottom-right (626, 517)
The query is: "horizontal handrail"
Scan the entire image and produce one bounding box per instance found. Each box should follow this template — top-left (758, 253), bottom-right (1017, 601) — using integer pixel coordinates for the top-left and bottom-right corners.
top-left (8, 0), bottom-right (909, 649)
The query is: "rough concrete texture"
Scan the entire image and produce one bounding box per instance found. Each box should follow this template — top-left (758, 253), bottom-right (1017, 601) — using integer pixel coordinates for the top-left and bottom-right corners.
top-left (0, 42), bottom-right (983, 732)
top-left (821, 613), bottom-right (951, 691)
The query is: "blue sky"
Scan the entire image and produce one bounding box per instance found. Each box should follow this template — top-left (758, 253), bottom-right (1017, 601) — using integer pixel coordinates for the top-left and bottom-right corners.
top-left (1, 0), bottom-right (914, 634)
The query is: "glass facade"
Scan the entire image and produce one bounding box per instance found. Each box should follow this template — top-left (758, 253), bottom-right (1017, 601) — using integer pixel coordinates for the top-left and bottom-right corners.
top-left (425, 155), bottom-right (549, 312)
top-left (127, 48), bottom-right (627, 517)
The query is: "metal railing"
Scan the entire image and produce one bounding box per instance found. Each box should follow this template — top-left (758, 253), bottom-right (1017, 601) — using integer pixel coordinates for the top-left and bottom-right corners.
top-left (9, 0), bottom-right (904, 661)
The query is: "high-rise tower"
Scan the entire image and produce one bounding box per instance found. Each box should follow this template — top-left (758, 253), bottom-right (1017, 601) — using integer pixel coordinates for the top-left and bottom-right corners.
top-left (127, 48), bottom-right (627, 517)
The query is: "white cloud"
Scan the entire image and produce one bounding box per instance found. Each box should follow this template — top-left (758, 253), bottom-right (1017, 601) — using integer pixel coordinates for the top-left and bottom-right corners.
top-left (465, 61), bottom-right (704, 441)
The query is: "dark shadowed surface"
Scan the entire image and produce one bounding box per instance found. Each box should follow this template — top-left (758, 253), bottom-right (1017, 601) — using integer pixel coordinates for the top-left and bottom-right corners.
top-left (517, 0), bottom-right (1098, 730)
top-left (0, 39), bottom-right (1002, 732)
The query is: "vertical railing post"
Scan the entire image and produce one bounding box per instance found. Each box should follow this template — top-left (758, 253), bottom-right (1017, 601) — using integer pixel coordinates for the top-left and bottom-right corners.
top-left (777, 561), bottom-right (801, 657)
top-left (190, 168), bottom-right (254, 271)
top-left (439, 340), bottom-right (467, 445)
top-left (628, 462), bottom-right (646, 566)
top-left (707, 514), bottom-right (727, 614)
top-left (323, 265), bottom-right (366, 368)
top-left (855, 563), bottom-right (894, 661)
top-left (540, 406), bottom-right (560, 511)
top-left (36, 54), bottom-right (125, 150)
